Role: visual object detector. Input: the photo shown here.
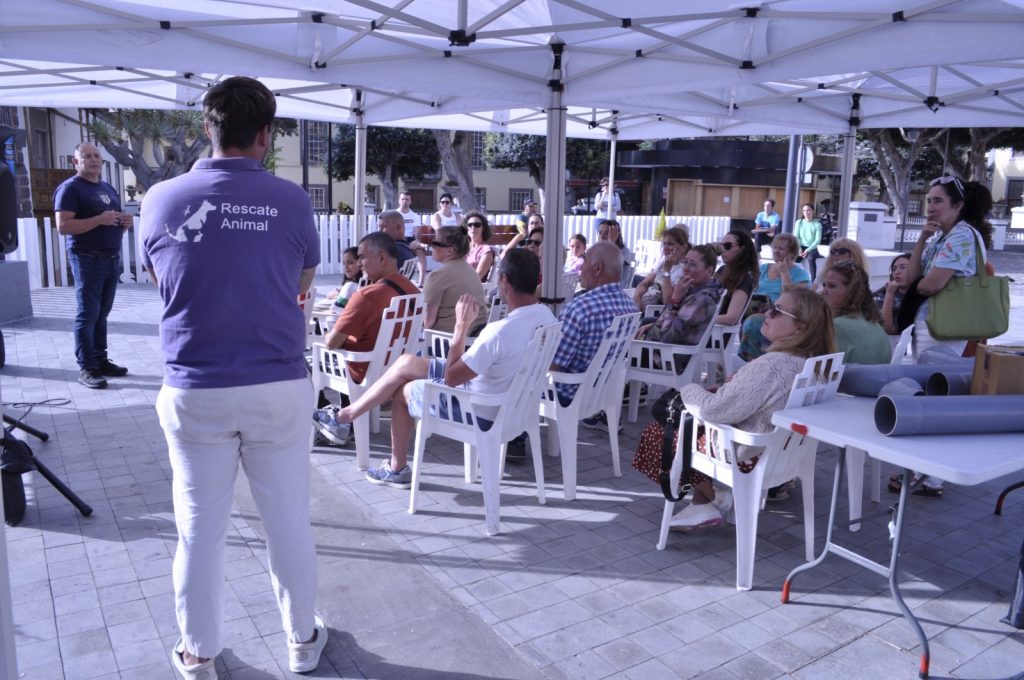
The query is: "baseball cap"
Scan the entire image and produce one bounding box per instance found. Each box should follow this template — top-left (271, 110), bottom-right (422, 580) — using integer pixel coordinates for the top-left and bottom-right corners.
top-left (523, 196), bottom-right (537, 205)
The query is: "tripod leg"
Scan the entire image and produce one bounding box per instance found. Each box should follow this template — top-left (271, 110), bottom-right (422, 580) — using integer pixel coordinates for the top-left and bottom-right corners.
top-left (30, 457), bottom-right (92, 517)
top-left (2, 414), bottom-right (49, 442)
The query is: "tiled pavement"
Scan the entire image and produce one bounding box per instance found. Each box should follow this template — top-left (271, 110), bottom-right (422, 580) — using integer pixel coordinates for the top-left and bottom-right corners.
top-left (2, 281), bottom-right (1024, 679)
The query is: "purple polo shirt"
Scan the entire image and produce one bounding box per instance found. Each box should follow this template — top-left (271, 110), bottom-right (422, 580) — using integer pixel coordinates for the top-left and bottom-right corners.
top-left (141, 157), bottom-right (320, 388)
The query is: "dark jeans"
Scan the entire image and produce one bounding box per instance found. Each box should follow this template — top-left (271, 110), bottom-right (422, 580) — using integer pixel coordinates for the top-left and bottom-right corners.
top-left (753, 231), bottom-right (774, 252)
top-left (802, 247), bottom-right (822, 281)
top-left (68, 251), bottom-right (120, 371)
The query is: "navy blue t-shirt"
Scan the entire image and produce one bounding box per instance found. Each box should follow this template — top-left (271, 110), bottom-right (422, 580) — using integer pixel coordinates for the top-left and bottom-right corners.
top-left (53, 175), bottom-right (123, 254)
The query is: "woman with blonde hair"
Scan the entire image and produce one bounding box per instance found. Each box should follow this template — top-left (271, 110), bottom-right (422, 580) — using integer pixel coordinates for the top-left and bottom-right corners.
top-left (819, 261), bottom-right (892, 365)
top-left (632, 225), bottom-right (690, 309)
top-left (738, 233), bottom-right (811, 360)
top-left (423, 225), bottom-right (488, 332)
top-left (671, 287), bottom-right (837, 529)
top-left (812, 238), bottom-right (868, 291)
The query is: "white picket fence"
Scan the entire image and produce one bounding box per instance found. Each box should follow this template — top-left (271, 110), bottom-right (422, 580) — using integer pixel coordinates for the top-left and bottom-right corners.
top-left (8, 213), bottom-right (731, 290)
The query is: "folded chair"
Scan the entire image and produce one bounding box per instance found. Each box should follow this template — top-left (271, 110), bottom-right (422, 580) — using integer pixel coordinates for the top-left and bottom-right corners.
top-left (660, 352), bottom-right (845, 591)
top-left (312, 294), bottom-right (425, 469)
top-left (540, 313), bottom-right (642, 501)
top-left (408, 322), bottom-right (562, 536)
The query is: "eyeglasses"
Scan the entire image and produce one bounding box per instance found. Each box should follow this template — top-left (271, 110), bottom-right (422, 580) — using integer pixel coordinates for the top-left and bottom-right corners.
top-left (430, 241), bottom-right (450, 248)
top-left (439, 199), bottom-right (451, 204)
top-left (466, 222), bottom-right (484, 228)
top-left (930, 175), bottom-right (965, 198)
top-left (682, 259), bottom-right (705, 269)
top-left (721, 242), bottom-right (736, 251)
top-left (830, 247), bottom-right (851, 256)
top-left (767, 298), bottom-right (800, 322)
top-left (524, 239), bottom-right (543, 247)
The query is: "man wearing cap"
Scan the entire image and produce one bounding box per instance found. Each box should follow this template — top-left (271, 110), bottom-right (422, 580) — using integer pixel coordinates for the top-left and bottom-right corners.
top-left (507, 196), bottom-right (538, 250)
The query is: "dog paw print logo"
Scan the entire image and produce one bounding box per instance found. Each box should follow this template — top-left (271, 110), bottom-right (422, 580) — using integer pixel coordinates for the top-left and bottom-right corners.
top-left (166, 200), bottom-right (216, 244)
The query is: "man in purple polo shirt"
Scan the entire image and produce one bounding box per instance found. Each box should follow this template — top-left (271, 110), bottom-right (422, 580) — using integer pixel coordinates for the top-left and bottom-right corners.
top-left (141, 77), bottom-right (326, 678)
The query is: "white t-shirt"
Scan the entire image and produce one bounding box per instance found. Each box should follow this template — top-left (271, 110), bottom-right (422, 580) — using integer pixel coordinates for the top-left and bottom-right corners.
top-left (399, 208), bottom-right (420, 238)
top-left (462, 303), bottom-right (557, 417)
top-left (594, 189), bottom-right (621, 219)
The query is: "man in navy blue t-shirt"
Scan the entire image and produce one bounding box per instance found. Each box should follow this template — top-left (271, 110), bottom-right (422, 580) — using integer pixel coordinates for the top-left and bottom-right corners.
top-left (54, 142), bottom-right (132, 389)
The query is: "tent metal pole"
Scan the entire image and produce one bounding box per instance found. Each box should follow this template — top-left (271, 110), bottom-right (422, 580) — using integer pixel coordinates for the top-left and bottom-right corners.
top-left (607, 124), bottom-right (618, 222)
top-left (353, 89), bottom-right (367, 241)
top-left (542, 43), bottom-right (567, 308)
top-left (838, 125), bottom-right (858, 240)
top-left (781, 134), bottom-right (802, 233)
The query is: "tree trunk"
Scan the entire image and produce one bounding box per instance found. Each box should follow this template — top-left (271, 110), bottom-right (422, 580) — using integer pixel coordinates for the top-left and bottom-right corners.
top-left (865, 129), bottom-right (942, 228)
top-left (433, 130), bottom-right (480, 211)
top-left (527, 161), bottom-right (546, 212)
top-left (380, 165), bottom-right (398, 210)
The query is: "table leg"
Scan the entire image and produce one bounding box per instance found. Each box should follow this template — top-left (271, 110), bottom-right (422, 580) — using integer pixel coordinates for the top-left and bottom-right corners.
top-left (889, 469), bottom-right (930, 679)
top-left (782, 446), bottom-right (846, 603)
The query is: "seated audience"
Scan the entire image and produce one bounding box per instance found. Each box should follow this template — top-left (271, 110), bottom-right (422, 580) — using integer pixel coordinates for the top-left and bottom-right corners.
top-left (424, 225), bottom-right (488, 333)
top-left (565, 234), bottom-right (587, 275)
top-left (820, 261), bottom-right (892, 364)
top-left (632, 226), bottom-right (690, 310)
top-left (738, 234), bottom-right (811, 361)
top-left (638, 244), bottom-right (723, 350)
top-left (812, 238), bottom-right (868, 291)
top-left (874, 253), bottom-right (911, 334)
top-left (323, 246), bottom-right (362, 308)
top-left (379, 209), bottom-right (426, 286)
top-left (598, 219), bottom-right (635, 288)
top-left (464, 211), bottom-right (495, 282)
top-left (318, 249), bottom-right (555, 488)
top-left (671, 288), bottom-right (836, 529)
top-left (715, 229), bottom-right (759, 326)
top-left (431, 192), bottom-right (459, 231)
top-left (312, 233), bottom-right (420, 445)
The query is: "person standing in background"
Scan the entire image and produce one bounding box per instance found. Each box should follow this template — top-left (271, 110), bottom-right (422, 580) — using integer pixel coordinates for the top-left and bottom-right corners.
top-left (54, 142), bottom-right (132, 389)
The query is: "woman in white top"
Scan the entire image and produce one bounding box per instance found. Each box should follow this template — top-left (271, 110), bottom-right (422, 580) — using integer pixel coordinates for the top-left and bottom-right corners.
top-left (430, 192), bottom-right (459, 231)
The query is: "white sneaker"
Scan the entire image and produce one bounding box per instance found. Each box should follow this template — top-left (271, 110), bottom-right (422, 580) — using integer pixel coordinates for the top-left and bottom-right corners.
top-left (669, 501), bottom-right (724, 531)
top-left (170, 638), bottom-right (218, 680)
top-left (711, 488), bottom-right (734, 524)
top-left (288, 615), bottom-right (328, 673)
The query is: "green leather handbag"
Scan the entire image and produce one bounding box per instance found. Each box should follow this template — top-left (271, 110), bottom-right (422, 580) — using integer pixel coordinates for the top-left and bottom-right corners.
top-left (926, 228), bottom-right (1009, 341)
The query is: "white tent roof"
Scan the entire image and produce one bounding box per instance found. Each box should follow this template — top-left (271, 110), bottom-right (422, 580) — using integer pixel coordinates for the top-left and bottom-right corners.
top-left (1, 1), bottom-right (1022, 136)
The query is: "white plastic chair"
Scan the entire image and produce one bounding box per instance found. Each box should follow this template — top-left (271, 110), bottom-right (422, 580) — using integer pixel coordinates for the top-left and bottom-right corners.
top-left (487, 299), bottom-right (508, 324)
top-left (297, 287), bottom-right (316, 351)
top-left (312, 293), bottom-right (425, 469)
top-left (539, 313), bottom-right (642, 501)
top-left (659, 352), bottom-right (846, 591)
top-left (399, 257), bottom-right (419, 281)
top-left (632, 239), bottom-right (662, 277)
top-left (889, 325), bottom-right (914, 365)
top-left (562, 271), bottom-right (579, 297)
top-left (408, 322), bottom-right (563, 536)
top-left (625, 297), bottom-right (724, 422)
top-left (704, 295), bottom-right (753, 380)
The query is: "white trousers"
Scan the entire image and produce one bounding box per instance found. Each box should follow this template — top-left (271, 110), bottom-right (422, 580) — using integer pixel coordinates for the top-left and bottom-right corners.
top-left (157, 378), bottom-right (317, 658)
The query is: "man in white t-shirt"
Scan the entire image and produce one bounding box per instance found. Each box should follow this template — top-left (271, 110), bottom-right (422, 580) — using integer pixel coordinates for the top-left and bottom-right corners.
top-left (323, 248), bottom-right (556, 488)
top-left (398, 191), bottom-right (419, 241)
top-left (593, 177), bottom-right (621, 230)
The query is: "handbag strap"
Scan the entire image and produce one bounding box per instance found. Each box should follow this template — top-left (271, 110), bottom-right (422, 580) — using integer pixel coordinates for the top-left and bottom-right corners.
top-left (657, 395), bottom-right (691, 503)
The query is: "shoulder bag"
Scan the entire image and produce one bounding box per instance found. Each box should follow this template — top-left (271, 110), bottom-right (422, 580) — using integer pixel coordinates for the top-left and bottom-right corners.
top-left (926, 229), bottom-right (1009, 341)
top-left (631, 389), bottom-right (693, 502)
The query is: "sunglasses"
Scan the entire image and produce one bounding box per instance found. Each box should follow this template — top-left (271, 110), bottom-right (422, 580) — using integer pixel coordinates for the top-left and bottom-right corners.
top-left (439, 200), bottom-right (451, 204)
top-left (767, 298), bottom-right (800, 322)
top-left (721, 242), bottom-right (736, 251)
top-left (430, 241), bottom-right (450, 248)
top-left (930, 175), bottom-right (965, 198)
top-left (524, 239), bottom-right (543, 247)
top-left (466, 222), bottom-right (484, 228)
top-left (830, 247), bottom-right (851, 256)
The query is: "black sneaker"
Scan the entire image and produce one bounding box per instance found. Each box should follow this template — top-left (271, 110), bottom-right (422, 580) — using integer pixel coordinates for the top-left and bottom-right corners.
top-left (505, 434), bottom-right (528, 463)
top-left (582, 412), bottom-right (623, 434)
top-left (78, 369), bottom-right (108, 390)
top-left (622, 384), bottom-right (648, 406)
top-left (96, 359), bottom-right (128, 377)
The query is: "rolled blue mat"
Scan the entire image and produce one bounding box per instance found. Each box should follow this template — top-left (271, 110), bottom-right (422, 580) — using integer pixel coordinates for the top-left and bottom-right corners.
top-left (874, 395), bottom-right (1024, 436)
top-left (839, 361), bottom-right (974, 397)
top-left (924, 372), bottom-right (973, 396)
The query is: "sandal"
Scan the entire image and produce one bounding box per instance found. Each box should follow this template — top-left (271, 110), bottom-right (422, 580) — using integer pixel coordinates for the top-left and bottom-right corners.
top-left (889, 473), bottom-right (944, 497)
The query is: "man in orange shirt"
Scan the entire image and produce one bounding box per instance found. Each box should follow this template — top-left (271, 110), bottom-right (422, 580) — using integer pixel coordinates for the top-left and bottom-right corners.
top-left (314, 232), bottom-right (417, 443)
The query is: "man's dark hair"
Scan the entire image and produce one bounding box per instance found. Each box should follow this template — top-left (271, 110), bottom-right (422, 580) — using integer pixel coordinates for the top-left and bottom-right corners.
top-left (359, 231), bottom-right (399, 261)
top-left (203, 77), bottom-right (276, 152)
top-left (765, 198), bottom-right (776, 207)
top-left (500, 248), bottom-right (540, 295)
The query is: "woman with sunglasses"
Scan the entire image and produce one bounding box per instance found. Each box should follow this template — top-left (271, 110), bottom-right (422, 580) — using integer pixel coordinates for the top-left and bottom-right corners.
top-left (873, 253), bottom-right (911, 334)
top-left (715, 229), bottom-right (759, 326)
top-left (819, 261), bottom-right (892, 365)
top-left (738, 233), bottom-right (810, 361)
top-left (670, 288), bottom-right (836, 530)
top-left (811, 238), bottom-right (868, 291)
top-left (903, 176), bottom-right (994, 359)
top-left (463, 211), bottom-right (495, 282)
top-left (632, 225), bottom-right (690, 310)
top-left (423, 225), bottom-right (488, 332)
top-left (430, 192), bottom-right (459, 232)
top-left (637, 245), bottom-right (723, 349)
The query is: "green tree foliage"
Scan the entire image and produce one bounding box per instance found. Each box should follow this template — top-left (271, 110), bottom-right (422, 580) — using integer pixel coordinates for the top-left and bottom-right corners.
top-left (483, 132), bottom-right (610, 208)
top-left (328, 125), bottom-right (440, 209)
top-left (88, 109), bottom-right (209, 191)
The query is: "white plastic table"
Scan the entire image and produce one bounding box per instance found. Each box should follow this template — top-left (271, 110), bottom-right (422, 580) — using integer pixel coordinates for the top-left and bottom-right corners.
top-left (771, 396), bottom-right (1024, 679)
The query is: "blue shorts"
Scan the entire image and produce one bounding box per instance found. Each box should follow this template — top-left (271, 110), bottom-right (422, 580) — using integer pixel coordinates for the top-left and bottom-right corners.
top-left (406, 358), bottom-right (493, 431)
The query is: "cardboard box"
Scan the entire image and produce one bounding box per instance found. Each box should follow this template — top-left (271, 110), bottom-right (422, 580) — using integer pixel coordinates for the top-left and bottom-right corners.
top-left (971, 343), bottom-right (1024, 395)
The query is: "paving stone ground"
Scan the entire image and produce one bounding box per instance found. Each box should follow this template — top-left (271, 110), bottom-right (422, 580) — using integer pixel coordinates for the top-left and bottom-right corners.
top-left (2, 267), bottom-right (1024, 679)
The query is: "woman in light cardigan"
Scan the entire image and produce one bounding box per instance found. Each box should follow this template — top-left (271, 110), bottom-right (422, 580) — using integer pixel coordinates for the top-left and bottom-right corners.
top-left (670, 288), bottom-right (836, 530)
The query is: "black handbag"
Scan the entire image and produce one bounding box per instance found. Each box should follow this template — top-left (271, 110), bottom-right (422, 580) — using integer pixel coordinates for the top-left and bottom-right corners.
top-left (651, 389), bottom-right (693, 502)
